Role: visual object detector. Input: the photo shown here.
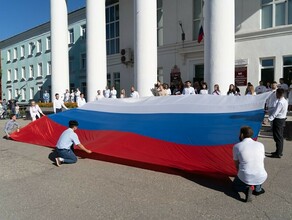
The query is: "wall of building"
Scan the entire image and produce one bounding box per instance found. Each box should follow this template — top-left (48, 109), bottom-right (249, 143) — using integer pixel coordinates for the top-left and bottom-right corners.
top-left (1, 0), bottom-right (292, 102)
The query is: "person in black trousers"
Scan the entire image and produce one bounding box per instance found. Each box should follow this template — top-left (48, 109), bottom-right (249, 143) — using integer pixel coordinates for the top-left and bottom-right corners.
top-left (268, 88), bottom-right (288, 158)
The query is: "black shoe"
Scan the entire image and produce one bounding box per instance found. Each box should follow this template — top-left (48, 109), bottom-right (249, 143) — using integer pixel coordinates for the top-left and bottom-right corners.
top-left (271, 152), bottom-right (283, 156)
top-left (245, 186), bottom-right (253, 202)
top-left (252, 188), bottom-right (265, 196)
top-left (270, 154), bottom-right (282, 158)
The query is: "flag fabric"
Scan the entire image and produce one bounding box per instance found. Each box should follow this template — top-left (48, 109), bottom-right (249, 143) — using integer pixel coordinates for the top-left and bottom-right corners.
top-left (198, 25), bottom-right (204, 43)
top-left (11, 94), bottom-right (271, 176)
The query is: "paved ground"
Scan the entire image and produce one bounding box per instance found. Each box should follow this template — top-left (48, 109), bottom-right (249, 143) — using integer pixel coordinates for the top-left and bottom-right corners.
top-left (0, 117), bottom-right (292, 220)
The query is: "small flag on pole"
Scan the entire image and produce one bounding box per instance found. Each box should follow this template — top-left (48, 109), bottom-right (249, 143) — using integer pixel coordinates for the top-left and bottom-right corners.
top-left (197, 25), bottom-right (204, 43)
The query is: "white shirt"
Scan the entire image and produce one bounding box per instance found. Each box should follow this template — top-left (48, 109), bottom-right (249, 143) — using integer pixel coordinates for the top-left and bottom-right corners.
top-left (110, 89), bottom-right (117, 99)
top-left (64, 92), bottom-right (70, 102)
top-left (268, 97), bottom-right (288, 121)
top-left (212, 90), bottom-right (221, 95)
top-left (130, 91), bottom-right (139, 98)
top-left (56, 128), bottom-right (80, 150)
top-left (200, 89), bottom-right (208, 95)
top-left (233, 138), bottom-right (267, 185)
top-left (182, 87), bottom-right (195, 95)
top-left (104, 89), bottom-right (110, 98)
top-left (77, 97), bottom-right (86, 107)
top-left (53, 98), bottom-right (68, 113)
top-left (278, 83), bottom-right (289, 98)
top-left (255, 85), bottom-right (266, 94)
top-left (30, 105), bottom-right (43, 121)
top-left (96, 94), bottom-right (104, 100)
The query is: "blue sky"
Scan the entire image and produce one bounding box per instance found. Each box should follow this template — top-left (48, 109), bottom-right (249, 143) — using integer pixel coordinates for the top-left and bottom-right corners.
top-left (0, 0), bottom-right (86, 41)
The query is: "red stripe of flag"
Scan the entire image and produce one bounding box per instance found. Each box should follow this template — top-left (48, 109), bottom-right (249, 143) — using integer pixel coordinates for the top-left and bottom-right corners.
top-left (197, 25), bottom-right (204, 43)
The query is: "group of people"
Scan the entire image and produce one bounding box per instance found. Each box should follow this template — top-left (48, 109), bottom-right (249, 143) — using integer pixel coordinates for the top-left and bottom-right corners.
top-left (96, 86), bottom-right (140, 100)
top-left (2, 77), bottom-right (291, 204)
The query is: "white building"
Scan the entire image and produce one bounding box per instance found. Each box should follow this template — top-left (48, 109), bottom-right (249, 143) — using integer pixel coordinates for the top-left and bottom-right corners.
top-left (1, 0), bottom-right (292, 102)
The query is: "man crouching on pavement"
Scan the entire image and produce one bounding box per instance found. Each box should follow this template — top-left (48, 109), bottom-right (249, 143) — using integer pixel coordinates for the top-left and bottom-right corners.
top-left (55, 120), bottom-right (92, 167)
top-left (232, 126), bottom-right (267, 202)
top-left (3, 114), bottom-right (20, 139)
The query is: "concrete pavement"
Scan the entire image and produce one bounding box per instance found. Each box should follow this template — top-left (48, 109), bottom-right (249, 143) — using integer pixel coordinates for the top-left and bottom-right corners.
top-left (0, 118), bottom-right (292, 220)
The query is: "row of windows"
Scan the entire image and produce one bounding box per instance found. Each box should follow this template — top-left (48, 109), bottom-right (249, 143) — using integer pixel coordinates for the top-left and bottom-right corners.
top-left (260, 56), bottom-right (292, 84)
top-left (6, 38), bottom-right (51, 62)
top-left (261, 0), bottom-right (292, 29)
top-left (6, 62), bottom-right (51, 82)
top-left (7, 87), bottom-right (36, 101)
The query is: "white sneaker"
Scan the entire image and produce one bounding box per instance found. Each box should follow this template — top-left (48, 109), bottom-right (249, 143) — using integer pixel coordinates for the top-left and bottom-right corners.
top-left (55, 157), bottom-right (62, 167)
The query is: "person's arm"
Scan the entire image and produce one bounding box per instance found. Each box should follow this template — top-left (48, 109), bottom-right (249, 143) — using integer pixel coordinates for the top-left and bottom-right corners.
top-left (77, 143), bottom-right (92, 154)
top-left (61, 101), bottom-right (68, 110)
top-left (53, 100), bottom-right (56, 113)
top-left (4, 121), bottom-right (10, 137)
top-left (268, 101), bottom-right (282, 121)
top-left (37, 105), bottom-right (45, 116)
top-left (29, 107), bottom-right (33, 118)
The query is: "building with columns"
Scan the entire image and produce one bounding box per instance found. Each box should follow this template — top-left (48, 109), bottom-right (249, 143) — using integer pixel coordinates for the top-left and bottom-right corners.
top-left (1, 0), bottom-right (292, 103)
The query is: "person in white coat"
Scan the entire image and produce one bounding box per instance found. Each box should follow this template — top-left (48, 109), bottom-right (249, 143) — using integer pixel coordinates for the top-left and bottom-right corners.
top-left (110, 86), bottom-right (117, 99)
top-left (30, 101), bottom-right (45, 121)
top-left (77, 93), bottom-right (86, 107)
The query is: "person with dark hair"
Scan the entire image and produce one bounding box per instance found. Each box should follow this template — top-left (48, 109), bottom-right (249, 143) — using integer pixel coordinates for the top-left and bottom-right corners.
top-left (55, 120), bottom-right (92, 166)
top-left (232, 126), bottom-right (267, 202)
top-left (53, 93), bottom-right (68, 113)
top-left (3, 114), bottom-right (20, 139)
top-left (199, 82), bottom-right (208, 94)
top-left (182, 81), bottom-right (195, 95)
top-left (268, 88), bottom-right (288, 158)
top-left (77, 93), bottom-right (86, 107)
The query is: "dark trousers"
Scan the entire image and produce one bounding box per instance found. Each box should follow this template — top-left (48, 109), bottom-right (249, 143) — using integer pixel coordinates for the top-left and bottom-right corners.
top-left (272, 118), bottom-right (286, 155)
top-left (56, 148), bottom-right (77, 164)
top-left (56, 108), bottom-right (62, 113)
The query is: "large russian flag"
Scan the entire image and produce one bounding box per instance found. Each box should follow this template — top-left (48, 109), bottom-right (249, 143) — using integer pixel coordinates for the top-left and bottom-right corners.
top-left (11, 94), bottom-right (270, 176)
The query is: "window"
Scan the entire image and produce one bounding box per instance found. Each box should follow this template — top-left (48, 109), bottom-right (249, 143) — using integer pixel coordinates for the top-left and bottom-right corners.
top-left (68, 29), bottom-right (74, 44)
top-left (7, 69), bottom-right (12, 81)
top-left (8, 89), bottom-right (12, 100)
top-left (29, 65), bottom-right (34, 78)
top-left (37, 63), bottom-right (43, 77)
top-left (30, 87), bottom-right (34, 100)
top-left (157, 68), bottom-right (164, 83)
top-left (193, 0), bottom-right (203, 40)
top-left (21, 45), bottom-right (25, 58)
top-left (80, 25), bottom-right (86, 40)
top-left (261, 0), bottom-right (292, 29)
top-left (283, 56), bottom-right (292, 85)
top-left (13, 47), bottom-right (18, 60)
top-left (14, 68), bottom-right (18, 81)
top-left (37, 39), bottom-right (42, 53)
top-left (106, 2), bottom-right (120, 55)
top-left (15, 89), bottom-right (19, 98)
top-left (157, 0), bottom-right (163, 46)
top-left (21, 67), bottom-right (26, 79)
top-left (113, 72), bottom-right (120, 97)
top-left (21, 88), bottom-right (26, 101)
top-left (28, 42), bottom-right (34, 56)
top-left (7, 50), bottom-right (11, 62)
top-left (47, 61), bottom-right (52, 75)
top-left (69, 57), bottom-right (74, 74)
top-left (81, 53), bottom-right (86, 69)
top-left (46, 37), bottom-right (51, 51)
top-left (107, 73), bottom-right (111, 87)
top-left (261, 58), bottom-right (274, 85)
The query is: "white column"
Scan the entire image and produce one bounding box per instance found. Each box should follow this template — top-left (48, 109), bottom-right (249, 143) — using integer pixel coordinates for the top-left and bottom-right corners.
top-left (86, 0), bottom-right (107, 102)
top-left (50, 0), bottom-right (69, 99)
top-left (134, 0), bottom-right (157, 97)
top-left (204, 0), bottom-right (235, 95)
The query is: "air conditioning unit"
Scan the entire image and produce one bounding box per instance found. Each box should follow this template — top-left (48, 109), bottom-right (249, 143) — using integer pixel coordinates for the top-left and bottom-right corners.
top-left (120, 48), bottom-right (132, 64)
